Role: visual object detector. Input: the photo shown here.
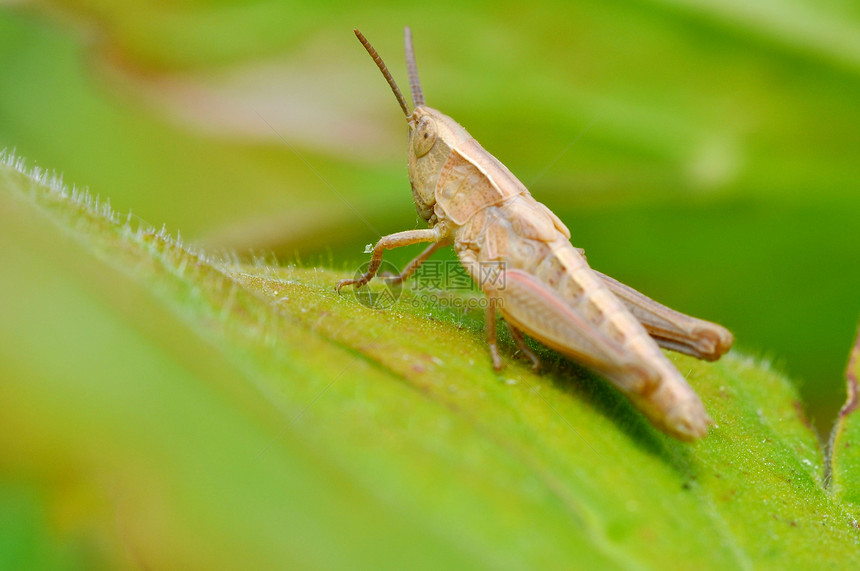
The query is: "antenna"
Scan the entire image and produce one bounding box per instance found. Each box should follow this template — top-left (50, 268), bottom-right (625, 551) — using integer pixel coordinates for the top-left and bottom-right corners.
top-left (404, 27), bottom-right (425, 107)
top-left (354, 29), bottom-right (410, 117)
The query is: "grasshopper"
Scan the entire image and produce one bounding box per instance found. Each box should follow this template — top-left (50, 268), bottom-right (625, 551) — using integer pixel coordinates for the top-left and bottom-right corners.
top-left (337, 28), bottom-right (734, 441)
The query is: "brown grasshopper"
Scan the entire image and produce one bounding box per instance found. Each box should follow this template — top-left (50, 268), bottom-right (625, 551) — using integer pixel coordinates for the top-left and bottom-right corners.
top-left (337, 28), bottom-right (734, 441)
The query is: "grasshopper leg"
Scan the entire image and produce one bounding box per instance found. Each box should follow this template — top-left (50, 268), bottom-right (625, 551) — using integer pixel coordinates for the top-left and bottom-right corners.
top-left (506, 323), bottom-right (541, 371)
top-left (336, 229), bottom-right (440, 292)
top-left (594, 270), bottom-right (734, 361)
top-left (380, 240), bottom-right (447, 285)
top-left (488, 300), bottom-right (541, 372)
top-left (485, 298), bottom-right (504, 370)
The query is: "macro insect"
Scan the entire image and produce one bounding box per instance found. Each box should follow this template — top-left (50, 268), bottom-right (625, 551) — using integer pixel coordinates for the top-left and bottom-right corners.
top-left (337, 28), bottom-right (734, 441)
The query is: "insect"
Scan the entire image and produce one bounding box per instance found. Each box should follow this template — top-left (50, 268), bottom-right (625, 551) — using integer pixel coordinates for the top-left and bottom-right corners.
top-left (337, 28), bottom-right (734, 441)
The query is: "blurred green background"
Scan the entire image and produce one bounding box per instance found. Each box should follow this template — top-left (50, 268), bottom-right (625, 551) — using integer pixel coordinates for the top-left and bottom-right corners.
top-left (2, 2), bottom-right (859, 438)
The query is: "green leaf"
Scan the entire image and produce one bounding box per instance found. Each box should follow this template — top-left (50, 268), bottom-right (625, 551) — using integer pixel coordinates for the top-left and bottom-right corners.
top-left (1, 153), bottom-right (859, 567)
top-left (830, 327), bottom-right (860, 510)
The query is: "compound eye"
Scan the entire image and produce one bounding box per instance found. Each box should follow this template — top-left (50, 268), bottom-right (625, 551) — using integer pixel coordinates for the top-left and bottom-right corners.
top-left (412, 116), bottom-right (437, 157)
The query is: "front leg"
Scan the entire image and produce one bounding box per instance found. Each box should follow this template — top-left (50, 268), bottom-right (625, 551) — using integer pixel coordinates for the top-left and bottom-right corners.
top-left (382, 240), bottom-right (448, 286)
top-left (336, 229), bottom-right (440, 292)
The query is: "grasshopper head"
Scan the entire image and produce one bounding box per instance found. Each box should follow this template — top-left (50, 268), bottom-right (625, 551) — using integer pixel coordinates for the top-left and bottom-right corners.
top-left (406, 106), bottom-right (469, 222)
top-left (354, 27), bottom-right (469, 225)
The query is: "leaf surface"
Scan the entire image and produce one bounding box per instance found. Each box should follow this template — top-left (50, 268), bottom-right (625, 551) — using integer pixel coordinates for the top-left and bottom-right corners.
top-left (1, 155), bottom-right (859, 568)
